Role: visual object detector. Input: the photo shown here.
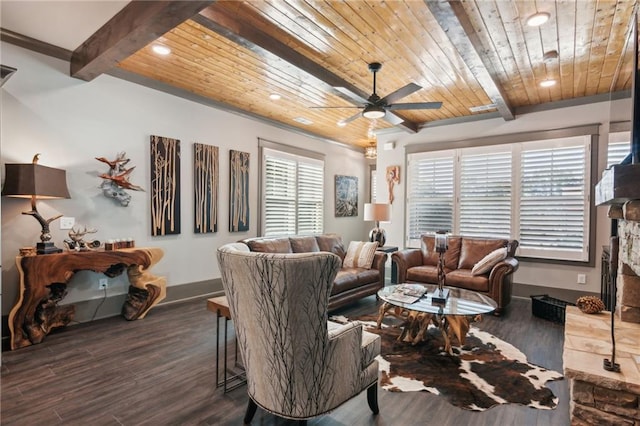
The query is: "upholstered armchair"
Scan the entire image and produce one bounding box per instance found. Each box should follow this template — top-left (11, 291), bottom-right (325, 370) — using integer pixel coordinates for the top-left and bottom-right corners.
top-left (217, 243), bottom-right (381, 424)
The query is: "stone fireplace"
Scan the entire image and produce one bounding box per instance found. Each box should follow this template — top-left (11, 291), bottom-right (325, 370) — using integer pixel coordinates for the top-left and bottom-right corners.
top-left (561, 169), bottom-right (640, 424)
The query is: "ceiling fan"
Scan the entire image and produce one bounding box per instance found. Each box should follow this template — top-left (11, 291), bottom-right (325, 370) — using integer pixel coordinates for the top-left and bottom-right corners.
top-left (315, 62), bottom-right (442, 126)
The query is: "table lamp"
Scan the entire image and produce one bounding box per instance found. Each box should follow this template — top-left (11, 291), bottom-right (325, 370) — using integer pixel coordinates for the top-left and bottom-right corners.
top-left (364, 203), bottom-right (391, 246)
top-left (2, 154), bottom-right (71, 254)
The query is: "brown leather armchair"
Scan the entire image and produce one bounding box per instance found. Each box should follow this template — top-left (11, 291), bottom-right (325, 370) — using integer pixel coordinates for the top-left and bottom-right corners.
top-left (392, 236), bottom-right (519, 315)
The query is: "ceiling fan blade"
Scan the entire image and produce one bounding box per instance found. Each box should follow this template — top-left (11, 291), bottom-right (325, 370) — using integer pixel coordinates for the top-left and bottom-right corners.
top-left (387, 101), bottom-right (443, 110)
top-left (382, 111), bottom-right (405, 126)
top-left (309, 106), bottom-right (362, 109)
top-left (380, 83), bottom-right (422, 105)
top-left (341, 111), bottom-right (362, 124)
top-left (334, 87), bottom-right (369, 105)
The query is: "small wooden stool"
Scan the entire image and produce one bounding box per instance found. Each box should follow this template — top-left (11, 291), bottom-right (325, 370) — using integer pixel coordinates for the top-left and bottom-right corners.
top-left (207, 297), bottom-right (246, 392)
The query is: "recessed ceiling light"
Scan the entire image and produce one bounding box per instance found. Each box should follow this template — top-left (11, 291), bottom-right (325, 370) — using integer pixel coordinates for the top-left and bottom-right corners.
top-left (269, 93), bottom-right (281, 100)
top-left (294, 117), bottom-right (313, 125)
top-left (526, 12), bottom-right (550, 27)
top-left (337, 120), bottom-right (347, 127)
top-left (540, 79), bottom-right (556, 88)
top-left (152, 45), bottom-right (171, 55)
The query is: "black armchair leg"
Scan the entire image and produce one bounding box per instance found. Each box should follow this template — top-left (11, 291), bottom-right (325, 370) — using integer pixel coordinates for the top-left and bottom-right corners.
top-left (244, 398), bottom-right (257, 424)
top-left (366, 382), bottom-right (379, 414)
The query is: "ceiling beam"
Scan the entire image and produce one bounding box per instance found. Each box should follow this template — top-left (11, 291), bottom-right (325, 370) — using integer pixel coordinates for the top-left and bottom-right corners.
top-left (425, 0), bottom-right (515, 121)
top-left (194, 5), bottom-right (419, 133)
top-left (70, 0), bottom-right (215, 81)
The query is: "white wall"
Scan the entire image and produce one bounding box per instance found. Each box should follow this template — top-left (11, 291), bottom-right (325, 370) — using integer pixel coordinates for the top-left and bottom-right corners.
top-left (374, 98), bottom-right (630, 295)
top-left (0, 43), bottom-right (371, 314)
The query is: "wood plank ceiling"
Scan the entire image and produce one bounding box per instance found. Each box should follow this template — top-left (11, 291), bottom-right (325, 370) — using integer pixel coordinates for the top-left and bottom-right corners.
top-left (79, 1), bottom-right (638, 149)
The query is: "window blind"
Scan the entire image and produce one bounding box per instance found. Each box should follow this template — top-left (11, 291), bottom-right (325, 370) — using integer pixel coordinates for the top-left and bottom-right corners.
top-left (519, 139), bottom-right (588, 260)
top-left (607, 132), bottom-right (630, 168)
top-left (262, 148), bottom-right (324, 237)
top-left (459, 150), bottom-right (512, 239)
top-left (407, 152), bottom-right (454, 246)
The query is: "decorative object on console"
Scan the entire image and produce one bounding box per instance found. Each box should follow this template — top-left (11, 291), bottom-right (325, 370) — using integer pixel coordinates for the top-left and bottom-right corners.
top-left (431, 230), bottom-right (450, 303)
top-left (576, 295), bottom-right (606, 314)
top-left (229, 150), bottom-right (249, 232)
top-left (96, 152), bottom-right (144, 207)
top-left (386, 165), bottom-right (400, 204)
top-left (364, 202), bottom-right (391, 246)
top-left (2, 154), bottom-right (71, 254)
top-left (63, 225), bottom-right (100, 251)
top-left (194, 143), bottom-right (219, 233)
top-left (335, 175), bottom-right (358, 217)
top-left (150, 135), bottom-right (181, 235)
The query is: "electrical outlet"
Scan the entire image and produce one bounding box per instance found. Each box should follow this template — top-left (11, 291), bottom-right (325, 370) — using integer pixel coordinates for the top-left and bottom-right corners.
top-left (60, 217), bottom-right (75, 230)
top-left (577, 274), bottom-right (587, 284)
top-left (99, 278), bottom-right (108, 290)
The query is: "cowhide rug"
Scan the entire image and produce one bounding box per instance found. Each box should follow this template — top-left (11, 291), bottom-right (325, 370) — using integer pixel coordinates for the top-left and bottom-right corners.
top-left (331, 314), bottom-right (563, 411)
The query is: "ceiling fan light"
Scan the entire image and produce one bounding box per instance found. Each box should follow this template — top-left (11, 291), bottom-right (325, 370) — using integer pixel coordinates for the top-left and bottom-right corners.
top-left (526, 12), bottom-right (550, 27)
top-left (363, 105), bottom-right (385, 119)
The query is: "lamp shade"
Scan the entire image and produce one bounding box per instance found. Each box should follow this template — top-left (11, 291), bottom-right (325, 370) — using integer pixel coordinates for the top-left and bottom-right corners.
top-left (2, 163), bottom-right (70, 199)
top-left (364, 203), bottom-right (391, 222)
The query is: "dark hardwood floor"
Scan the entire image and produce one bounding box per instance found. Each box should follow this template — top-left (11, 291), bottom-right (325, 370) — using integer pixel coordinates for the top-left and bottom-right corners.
top-left (1, 295), bottom-right (569, 425)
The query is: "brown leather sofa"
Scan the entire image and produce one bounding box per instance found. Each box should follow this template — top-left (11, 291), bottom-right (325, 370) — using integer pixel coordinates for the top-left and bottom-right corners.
top-left (239, 234), bottom-right (387, 311)
top-left (392, 235), bottom-right (519, 315)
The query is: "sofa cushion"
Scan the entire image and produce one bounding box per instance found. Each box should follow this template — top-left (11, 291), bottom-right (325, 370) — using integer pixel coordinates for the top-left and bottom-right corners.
top-left (343, 241), bottom-right (378, 268)
top-left (471, 247), bottom-right (507, 276)
top-left (332, 268), bottom-right (380, 296)
top-left (420, 236), bottom-right (461, 270)
top-left (445, 269), bottom-right (489, 292)
top-left (407, 265), bottom-right (439, 283)
top-left (245, 237), bottom-right (292, 253)
top-left (290, 236), bottom-right (320, 253)
top-left (316, 234), bottom-right (346, 261)
top-left (458, 238), bottom-right (507, 270)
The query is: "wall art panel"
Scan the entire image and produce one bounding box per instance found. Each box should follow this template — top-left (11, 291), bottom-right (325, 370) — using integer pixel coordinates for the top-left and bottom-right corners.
top-left (229, 150), bottom-right (249, 232)
top-left (194, 143), bottom-right (218, 233)
top-left (150, 135), bottom-right (181, 236)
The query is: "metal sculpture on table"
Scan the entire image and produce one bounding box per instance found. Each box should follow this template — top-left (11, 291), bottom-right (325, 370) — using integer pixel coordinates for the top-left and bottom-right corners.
top-left (63, 225), bottom-right (101, 251)
top-left (431, 230), bottom-right (450, 304)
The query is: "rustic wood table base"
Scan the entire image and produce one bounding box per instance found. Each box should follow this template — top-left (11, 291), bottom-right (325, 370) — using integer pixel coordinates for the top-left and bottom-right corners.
top-left (376, 302), bottom-right (478, 354)
top-left (8, 247), bottom-right (166, 350)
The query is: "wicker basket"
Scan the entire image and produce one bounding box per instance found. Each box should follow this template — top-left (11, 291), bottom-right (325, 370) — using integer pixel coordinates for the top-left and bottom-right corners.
top-left (530, 294), bottom-right (575, 324)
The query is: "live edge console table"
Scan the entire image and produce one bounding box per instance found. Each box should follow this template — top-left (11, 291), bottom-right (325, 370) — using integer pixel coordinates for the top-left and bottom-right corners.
top-left (8, 247), bottom-right (166, 350)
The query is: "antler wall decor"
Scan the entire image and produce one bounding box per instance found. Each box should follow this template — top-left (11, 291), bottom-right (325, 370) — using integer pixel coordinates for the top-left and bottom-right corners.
top-left (96, 152), bottom-right (144, 206)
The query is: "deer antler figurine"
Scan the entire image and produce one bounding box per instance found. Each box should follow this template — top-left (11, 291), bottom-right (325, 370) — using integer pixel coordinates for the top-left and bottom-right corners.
top-left (64, 225), bottom-right (100, 251)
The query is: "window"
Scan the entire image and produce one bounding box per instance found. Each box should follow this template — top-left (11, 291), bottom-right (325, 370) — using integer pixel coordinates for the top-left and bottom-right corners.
top-left (406, 134), bottom-right (592, 262)
top-left (459, 148), bottom-right (512, 239)
top-left (607, 131), bottom-right (630, 168)
top-left (407, 151), bottom-right (454, 241)
top-left (260, 144), bottom-right (324, 237)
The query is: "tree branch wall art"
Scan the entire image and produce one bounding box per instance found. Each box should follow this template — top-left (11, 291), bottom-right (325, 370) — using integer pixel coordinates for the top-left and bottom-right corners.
top-left (150, 135), bottom-right (181, 236)
top-left (193, 143), bottom-right (218, 233)
top-left (229, 150), bottom-right (249, 232)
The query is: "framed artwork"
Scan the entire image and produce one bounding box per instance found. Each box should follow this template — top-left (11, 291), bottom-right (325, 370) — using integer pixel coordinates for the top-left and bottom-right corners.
top-left (229, 150), bottom-right (250, 232)
top-left (150, 135), bottom-right (181, 236)
top-left (335, 175), bottom-right (358, 217)
top-left (193, 143), bottom-right (218, 233)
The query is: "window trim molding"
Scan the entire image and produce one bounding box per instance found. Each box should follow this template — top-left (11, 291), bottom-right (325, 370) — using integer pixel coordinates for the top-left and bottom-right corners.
top-left (405, 124), bottom-right (600, 154)
top-left (403, 127), bottom-right (599, 266)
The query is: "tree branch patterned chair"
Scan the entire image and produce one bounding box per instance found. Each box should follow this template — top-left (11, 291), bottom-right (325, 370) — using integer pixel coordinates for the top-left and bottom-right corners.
top-left (217, 242), bottom-right (381, 425)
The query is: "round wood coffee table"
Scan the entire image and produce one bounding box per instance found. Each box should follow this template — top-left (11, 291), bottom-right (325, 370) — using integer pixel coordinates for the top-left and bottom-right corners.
top-left (377, 284), bottom-right (497, 354)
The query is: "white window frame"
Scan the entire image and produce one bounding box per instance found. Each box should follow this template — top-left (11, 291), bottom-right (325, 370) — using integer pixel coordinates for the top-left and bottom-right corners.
top-left (259, 139), bottom-right (325, 237)
top-left (405, 129), bottom-right (595, 263)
